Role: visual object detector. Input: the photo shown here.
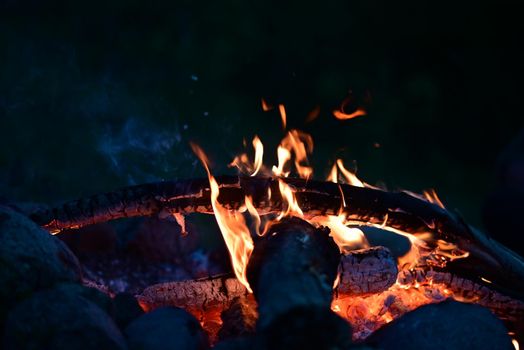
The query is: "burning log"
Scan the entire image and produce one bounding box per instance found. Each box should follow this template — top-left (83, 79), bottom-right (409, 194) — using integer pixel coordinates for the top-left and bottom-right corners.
top-left (217, 296), bottom-right (258, 341)
top-left (136, 276), bottom-right (248, 314)
top-left (29, 176), bottom-right (524, 297)
top-left (137, 245), bottom-right (398, 313)
top-left (245, 217), bottom-right (353, 349)
top-left (337, 246), bottom-right (397, 296)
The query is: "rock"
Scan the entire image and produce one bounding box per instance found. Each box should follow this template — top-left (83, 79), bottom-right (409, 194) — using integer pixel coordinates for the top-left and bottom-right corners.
top-left (125, 217), bottom-right (199, 263)
top-left (366, 300), bottom-right (513, 350)
top-left (58, 223), bottom-right (118, 257)
top-left (0, 206), bottom-right (81, 324)
top-left (55, 283), bottom-right (114, 316)
top-left (3, 284), bottom-right (127, 350)
top-left (125, 307), bottom-right (208, 350)
top-left (113, 293), bottom-right (144, 329)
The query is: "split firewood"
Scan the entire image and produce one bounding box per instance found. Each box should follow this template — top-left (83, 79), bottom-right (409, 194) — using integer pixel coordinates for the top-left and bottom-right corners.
top-left (29, 175), bottom-right (524, 297)
top-left (337, 246), bottom-right (397, 296)
top-left (398, 268), bottom-right (524, 323)
top-left (136, 245), bottom-right (398, 313)
top-left (246, 217), bottom-right (353, 348)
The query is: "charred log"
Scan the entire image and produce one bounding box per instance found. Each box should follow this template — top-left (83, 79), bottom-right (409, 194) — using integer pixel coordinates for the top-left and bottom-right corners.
top-left (246, 217), bottom-right (352, 348)
top-left (337, 246), bottom-right (397, 296)
top-left (29, 176), bottom-right (524, 298)
top-left (217, 296), bottom-right (258, 341)
top-left (136, 276), bottom-right (247, 314)
top-left (137, 246), bottom-right (398, 313)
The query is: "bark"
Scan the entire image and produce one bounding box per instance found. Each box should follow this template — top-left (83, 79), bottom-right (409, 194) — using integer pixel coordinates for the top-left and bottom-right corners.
top-left (398, 268), bottom-right (524, 323)
top-left (29, 175), bottom-right (524, 297)
top-left (246, 217), bottom-right (353, 348)
top-left (136, 246), bottom-right (398, 313)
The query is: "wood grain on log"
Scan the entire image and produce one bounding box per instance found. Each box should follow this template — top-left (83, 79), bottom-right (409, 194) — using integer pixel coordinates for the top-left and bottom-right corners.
top-left (136, 246), bottom-right (398, 313)
top-left (136, 277), bottom-right (247, 313)
top-left (337, 246), bottom-right (397, 296)
top-left (29, 176), bottom-right (524, 298)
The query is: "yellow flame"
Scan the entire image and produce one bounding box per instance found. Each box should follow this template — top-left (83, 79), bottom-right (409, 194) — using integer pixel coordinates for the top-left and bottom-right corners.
top-left (272, 146), bottom-right (291, 177)
top-left (512, 339), bottom-right (520, 350)
top-left (251, 135), bottom-right (264, 176)
top-left (336, 159), bottom-right (364, 187)
top-left (191, 143), bottom-right (254, 292)
top-left (245, 195), bottom-right (262, 236)
top-left (277, 179), bottom-right (304, 219)
top-left (312, 215), bottom-right (368, 253)
top-left (277, 130), bottom-right (314, 179)
top-left (327, 163), bottom-right (338, 183)
top-left (229, 135), bottom-right (264, 176)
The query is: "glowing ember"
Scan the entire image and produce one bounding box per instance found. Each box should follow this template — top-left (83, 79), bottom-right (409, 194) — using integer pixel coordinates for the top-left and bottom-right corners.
top-left (332, 282), bottom-right (453, 340)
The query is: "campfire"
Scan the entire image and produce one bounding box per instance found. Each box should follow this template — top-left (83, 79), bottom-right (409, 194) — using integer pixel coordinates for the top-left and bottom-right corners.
top-left (29, 105), bottom-right (524, 349)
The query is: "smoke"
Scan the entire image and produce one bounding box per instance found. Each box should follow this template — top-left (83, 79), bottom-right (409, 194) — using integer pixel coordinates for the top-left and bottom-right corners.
top-left (97, 118), bottom-right (194, 185)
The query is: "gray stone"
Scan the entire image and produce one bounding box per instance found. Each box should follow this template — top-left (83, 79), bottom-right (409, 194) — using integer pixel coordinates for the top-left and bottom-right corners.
top-left (3, 284), bottom-right (127, 350)
top-left (125, 307), bottom-right (208, 350)
top-left (0, 206), bottom-right (81, 323)
top-left (367, 300), bottom-right (513, 350)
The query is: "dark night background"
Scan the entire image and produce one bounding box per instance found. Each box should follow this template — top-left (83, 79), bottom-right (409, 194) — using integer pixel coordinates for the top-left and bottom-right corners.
top-left (1, 1), bottom-right (523, 246)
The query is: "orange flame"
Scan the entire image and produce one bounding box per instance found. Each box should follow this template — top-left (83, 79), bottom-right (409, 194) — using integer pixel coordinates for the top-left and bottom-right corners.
top-left (336, 159), bottom-right (364, 187)
top-left (277, 179), bottom-right (304, 219)
top-left (333, 108), bottom-right (366, 120)
top-left (311, 215), bottom-right (368, 253)
top-left (276, 130), bottom-right (314, 179)
top-left (251, 136), bottom-right (264, 176)
top-left (191, 143), bottom-right (254, 292)
top-left (278, 104), bottom-right (287, 130)
top-left (423, 189), bottom-right (445, 209)
top-left (261, 98), bottom-right (273, 112)
top-left (229, 135), bottom-right (264, 176)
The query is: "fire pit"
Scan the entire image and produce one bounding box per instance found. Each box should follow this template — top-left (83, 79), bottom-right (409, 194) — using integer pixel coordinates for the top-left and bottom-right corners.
top-left (19, 116), bottom-right (524, 349)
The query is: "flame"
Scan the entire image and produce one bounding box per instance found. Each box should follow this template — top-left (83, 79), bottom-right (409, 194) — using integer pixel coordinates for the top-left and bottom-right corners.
top-left (311, 215), bottom-right (368, 253)
top-left (327, 163), bottom-right (338, 183)
top-left (333, 108), bottom-right (366, 120)
top-left (423, 189), bottom-right (445, 208)
top-left (272, 146), bottom-right (291, 177)
top-left (229, 135), bottom-right (264, 176)
top-left (191, 143), bottom-right (254, 292)
top-left (336, 159), bottom-right (364, 187)
top-left (251, 136), bottom-right (264, 176)
top-left (277, 130), bottom-right (314, 179)
top-left (245, 195), bottom-right (262, 236)
top-left (188, 100), bottom-right (485, 341)
top-left (278, 104), bottom-right (287, 129)
top-left (513, 339), bottom-right (520, 350)
top-left (261, 98), bottom-right (273, 111)
top-left (277, 179), bottom-right (304, 219)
